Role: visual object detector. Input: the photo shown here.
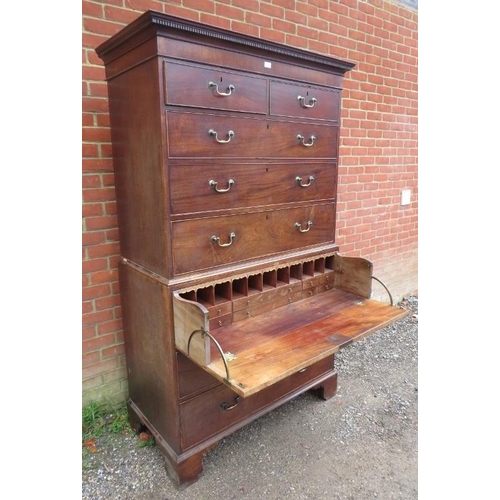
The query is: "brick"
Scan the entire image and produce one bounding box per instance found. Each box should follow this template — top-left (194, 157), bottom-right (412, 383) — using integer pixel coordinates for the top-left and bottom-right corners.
top-left (245, 12), bottom-right (272, 28)
top-left (87, 242), bottom-right (120, 259)
top-left (82, 358), bottom-right (119, 380)
top-left (199, 13), bottom-right (232, 30)
top-left (82, 126), bottom-right (111, 143)
top-left (82, 187), bottom-right (117, 202)
top-left (82, 231), bottom-right (106, 246)
top-left (95, 295), bottom-right (122, 311)
top-left (101, 364), bottom-right (127, 383)
top-left (297, 25), bottom-right (318, 40)
top-left (83, 17), bottom-right (124, 37)
top-left (82, 309), bottom-right (114, 327)
top-left (90, 269), bottom-right (118, 285)
top-left (318, 32), bottom-right (339, 46)
top-left (307, 17), bottom-right (328, 31)
top-left (296, 2), bottom-right (317, 16)
top-left (231, 21), bottom-right (259, 37)
top-left (83, 325), bottom-right (97, 341)
top-left (125, 0), bottom-right (165, 12)
top-left (98, 319), bottom-right (123, 335)
top-left (104, 6), bottom-right (144, 25)
top-left (83, 351), bottom-right (100, 368)
top-left (308, 40), bottom-right (330, 54)
top-left (232, 0), bottom-right (259, 11)
top-left (329, 22), bottom-right (348, 37)
top-left (329, 1), bottom-right (348, 16)
top-left (82, 258), bottom-right (108, 274)
top-left (214, 4), bottom-right (244, 21)
top-left (82, 113), bottom-right (94, 127)
top-left (261, 28), bottom-right (286, 44)
top-left (260, 3), bottom-right (283, 19)
top-left (105, 228), bottom-right (120, 242)
top-left (85, 215), bottom-right (118, 231)
top-left (285, 34), bottom-right (308, 49)
top-left (82, 96), bottom-right (109, 114)
top-left (273, 18), bottom-right (296, 34)
top-left (284, 9), bottom-right (307, 25)
top-left (82, 174), bottom-right (102, 188)
top-left (83, 284), bottom-right (112, 301)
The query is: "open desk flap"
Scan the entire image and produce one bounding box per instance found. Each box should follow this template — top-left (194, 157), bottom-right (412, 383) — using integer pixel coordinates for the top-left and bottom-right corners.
top-left (173, 253), bottom-right (407, 398)
top-left (173, 287), bottom-right (409, 398)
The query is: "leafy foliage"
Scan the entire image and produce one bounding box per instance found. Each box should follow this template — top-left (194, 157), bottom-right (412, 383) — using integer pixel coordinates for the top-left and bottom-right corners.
top-left (82, 400), bottom-right (130, 443)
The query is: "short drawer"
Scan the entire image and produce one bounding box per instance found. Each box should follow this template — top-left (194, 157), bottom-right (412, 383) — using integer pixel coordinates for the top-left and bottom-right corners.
top-left (179, 356), bottom-right (334, 449)
top-left (171, 203), bottom-right (336, 275)
top-left (167, 111), bottom-right (338, 159)
top-left (169, 162), bottom-right (337, 216)
top-left (164, 61), bottom-right (267, 114)
top-left (270, 81), bottom-right (340, 121)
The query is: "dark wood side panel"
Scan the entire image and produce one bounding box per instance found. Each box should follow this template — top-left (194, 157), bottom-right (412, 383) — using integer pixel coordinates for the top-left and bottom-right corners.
top-left (119, 261), bottom-right (181, 453)
top-left (107, 59), bottom-right (171, 277)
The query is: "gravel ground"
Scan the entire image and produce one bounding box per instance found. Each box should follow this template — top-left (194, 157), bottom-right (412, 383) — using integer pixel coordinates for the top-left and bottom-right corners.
top-left (82, 296), bottom-right (418, 500)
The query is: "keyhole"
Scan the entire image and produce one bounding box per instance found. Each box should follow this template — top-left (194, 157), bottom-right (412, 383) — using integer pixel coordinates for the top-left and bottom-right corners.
top-left (220, 77), bottom-right (223, 82)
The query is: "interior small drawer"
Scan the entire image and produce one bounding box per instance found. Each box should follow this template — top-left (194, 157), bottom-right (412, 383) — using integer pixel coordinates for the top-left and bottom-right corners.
top-left (171, 203), bottom-right (336, 275)
top-left (270, 81), bottom-right (340, 121)
top-left (179, 356), bottom-right (334, 449)
top-left (164, 61), bottom-right (267, 114)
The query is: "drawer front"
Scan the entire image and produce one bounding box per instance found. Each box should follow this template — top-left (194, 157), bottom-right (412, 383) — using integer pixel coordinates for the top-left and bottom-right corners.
top-left (164, 61), bottom-right (267, 114)
top-left (169, 162), bottom-right (337, 216)
top-left (171, 204), bottom-right (336, 275)
top-left (177, 352), bottom-right (220, 400)
top-left (270, 81), bottom-right (340, 122)
top-left (167, 111), bottom-right (338, 159)
top-left (180, 356), bottom-right (334, 449)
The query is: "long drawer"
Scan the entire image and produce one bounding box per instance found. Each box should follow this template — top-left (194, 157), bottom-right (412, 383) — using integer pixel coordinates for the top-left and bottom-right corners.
top-left (169, 162), bottom-right (337, 216)
top-left (171, 203), bottom-right (335, 275)
top-left (167, 111), bottom-right (338, 159)
top-left (164, 61), bottom-right (267, 114)
top-left (179, 356), bottom-right (334, 449)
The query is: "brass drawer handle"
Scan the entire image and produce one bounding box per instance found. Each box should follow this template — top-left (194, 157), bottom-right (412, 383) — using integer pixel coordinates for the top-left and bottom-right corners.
top-left (298, 367), bottom-right (307, 373)
top-left (209, 81), bottom-right (235, 96)
top-left (295, 221), bottom-right (313, 233)
top-left (295, 175), bottom-right (315, 187)
top-left (220, 396), bottom-right (240, 411)
top-left (297, 95), bottom-right (317, 108)
top-left (209, 129), bottom-right (235, 144)
top-left (209, 178), bottom-right (235, 193)
top-left (297, 134), bottom-right (316, 147)
top-left (211, 232), bottom-right (236, 247)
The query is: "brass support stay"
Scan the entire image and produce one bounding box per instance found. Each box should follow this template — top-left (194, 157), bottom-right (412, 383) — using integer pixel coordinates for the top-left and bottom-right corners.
top-left (187, 329), bottom-right (231, 381)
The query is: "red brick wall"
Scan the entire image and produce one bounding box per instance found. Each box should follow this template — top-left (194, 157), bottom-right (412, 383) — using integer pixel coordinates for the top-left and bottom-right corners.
top-left (82, 0), bottom-right (418, 404)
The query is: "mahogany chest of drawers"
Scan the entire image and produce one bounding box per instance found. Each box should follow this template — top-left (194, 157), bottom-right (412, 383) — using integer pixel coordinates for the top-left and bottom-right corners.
top-left (96, 11), bottom-right (408, 487)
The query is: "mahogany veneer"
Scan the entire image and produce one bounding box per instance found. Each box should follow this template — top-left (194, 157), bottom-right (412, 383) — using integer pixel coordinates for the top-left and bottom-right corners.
top-left (96, 10), bottom-right (408, 488)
